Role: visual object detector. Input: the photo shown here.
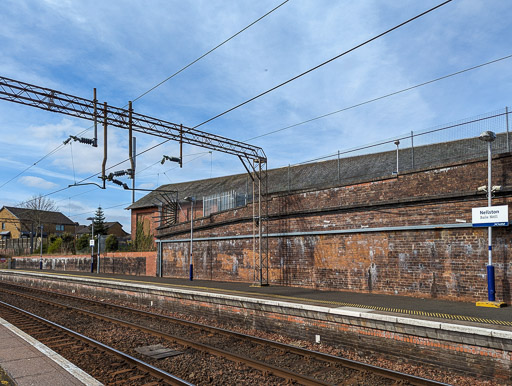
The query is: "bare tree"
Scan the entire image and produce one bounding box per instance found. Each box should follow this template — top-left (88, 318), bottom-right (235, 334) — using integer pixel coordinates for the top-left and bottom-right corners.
top-left (18, 194), bottom-right (59, 233)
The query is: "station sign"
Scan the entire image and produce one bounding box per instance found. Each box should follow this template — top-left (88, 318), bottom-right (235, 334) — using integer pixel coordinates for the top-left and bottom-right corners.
top-left (472, 205), bottom-right (509, 227)
top-left (89, 239), bottom-right (95, 247)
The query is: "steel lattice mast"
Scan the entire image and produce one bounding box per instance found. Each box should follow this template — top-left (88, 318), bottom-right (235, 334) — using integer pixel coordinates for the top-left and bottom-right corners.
top-left (0, 76), bottom-right (266, 164)
top-left (0, 75), bottom-right (269, 286)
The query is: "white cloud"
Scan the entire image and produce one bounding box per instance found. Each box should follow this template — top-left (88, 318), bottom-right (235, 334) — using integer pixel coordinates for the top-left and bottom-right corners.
top-left (19, 176), bottom-right (58, 189)
top-left (138, 182), bottom-right (155, 190)
top-left (0, 0), bottom-right (511, 231)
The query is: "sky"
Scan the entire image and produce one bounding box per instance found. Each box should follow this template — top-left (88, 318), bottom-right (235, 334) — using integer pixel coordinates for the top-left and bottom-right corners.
top-left (0, 0), bottom-right (511, 232)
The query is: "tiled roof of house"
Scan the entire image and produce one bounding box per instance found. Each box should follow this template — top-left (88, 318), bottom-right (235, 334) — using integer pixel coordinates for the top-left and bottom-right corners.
top-left (3, 206), bottom-right (75, 225)
top-left (128, 133), bottom-right (508, 210)
top-left (75, 225), bottom-right (90, 235)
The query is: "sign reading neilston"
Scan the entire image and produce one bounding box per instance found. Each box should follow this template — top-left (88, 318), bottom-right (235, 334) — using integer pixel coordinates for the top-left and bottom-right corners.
top-left (472, 205), bottom-right (509, 227)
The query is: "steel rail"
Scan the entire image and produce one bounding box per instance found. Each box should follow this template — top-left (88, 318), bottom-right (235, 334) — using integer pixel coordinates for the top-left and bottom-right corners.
top-left (1, 283), bottom-right (448, 386)
top-left (0, 75), bottom-right (266, 162)
top-left (0, 287), bottom-right (331, 386)
top-left (0, 300), bottom-right (192, 386)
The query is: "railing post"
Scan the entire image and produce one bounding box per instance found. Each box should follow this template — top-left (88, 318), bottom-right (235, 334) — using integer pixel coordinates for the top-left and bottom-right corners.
top-left (411, 131), bottom-right (415, 169)
top-left (506, 106), bottom-right (510, 153)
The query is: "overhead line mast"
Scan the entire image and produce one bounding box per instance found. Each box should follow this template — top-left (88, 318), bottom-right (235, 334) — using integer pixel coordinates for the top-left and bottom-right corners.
top-left (0, 75), bottom-right (269, 286)
top-left (0, 76), bottom-right (266, 167)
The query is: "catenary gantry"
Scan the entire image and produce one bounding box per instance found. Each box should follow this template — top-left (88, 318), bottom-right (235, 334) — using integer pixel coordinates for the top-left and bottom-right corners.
top-left (0, 75), bottom-right (269, 285)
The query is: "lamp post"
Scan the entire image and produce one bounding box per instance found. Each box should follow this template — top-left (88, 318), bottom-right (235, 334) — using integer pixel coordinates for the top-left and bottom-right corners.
top-left (394, 140), bottom-right (400, 174)
top-left (184, 196), bottom-right (195, 281)
top-left (39, 225), bottom-right (43, 270)
top-left (87, 217), bottom-right (94, 273)
top-left (479, 130), bottom-right (496, 302)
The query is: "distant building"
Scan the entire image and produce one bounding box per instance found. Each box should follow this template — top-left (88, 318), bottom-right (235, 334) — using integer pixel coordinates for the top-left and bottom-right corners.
top-left (0, 206), bottom-right (75, 239)
top-left (75, 221), bottom-right (129, 238)
top-left (105, 222), bottom-right (129, 238)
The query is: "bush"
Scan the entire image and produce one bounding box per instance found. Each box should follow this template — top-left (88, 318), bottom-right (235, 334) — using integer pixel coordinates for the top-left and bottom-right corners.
top-left (48, 237), bottom-right (62, 254)
top-left (105, 234), bottom-right (118, 252)
top-left (135, 221), bottom-right (155, 251)
top-left (61, 232), bottom-right (75, 254)
top-left (76, 233), bottom-right (90, 252)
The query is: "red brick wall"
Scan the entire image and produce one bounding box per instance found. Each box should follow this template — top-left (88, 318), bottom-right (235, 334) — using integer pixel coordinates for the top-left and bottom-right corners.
top-left (12, 252), bottom-right (157, 276)
top-left (158, 154), bottom-right (512, 302)
top-left (131, 207), bottom-right (159, 241)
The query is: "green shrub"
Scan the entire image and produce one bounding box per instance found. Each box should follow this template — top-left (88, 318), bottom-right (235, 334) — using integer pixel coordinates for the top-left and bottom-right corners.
top-left (105, 234), bottom-right (118, 252)
top-left (76, 233), bottom-right (90, 251)
top-left (61, 232), bottom-right (75, 254)
top-left (135, 221), bottom-right (155, 251)
top-left (48, 237), bottom-right (62, 254)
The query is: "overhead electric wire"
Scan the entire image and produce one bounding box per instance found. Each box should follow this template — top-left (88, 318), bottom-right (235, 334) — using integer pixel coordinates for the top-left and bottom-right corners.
top-left (0, 1), bottom-right (290, 192)
top-left (190, 0), bottom-right (453, 131)
top-left (15, 49), bottom-right (509, 210)
top-left (0, 126), bottom-right (91, 191)
top-left (116, 52), bottom-right (511, 182)
top-left (75, 44), bottom-right (512, 192)
top-left (135, 151), bottom-right (212, 176)
top-left (79, 0), bottom-right (456, 186)
top-left (245, 53), bottom-right (512, 141)
top-left (70, 202), bottom-right (132, 219)
top-left (289, 109), bottom-right (512, 168)
top-left (132, 0), bottom-right (290, 103)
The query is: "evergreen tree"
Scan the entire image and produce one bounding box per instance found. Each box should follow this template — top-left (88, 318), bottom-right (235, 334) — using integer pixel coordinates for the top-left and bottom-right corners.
top-left (92, 206), bottom-right (107, 235)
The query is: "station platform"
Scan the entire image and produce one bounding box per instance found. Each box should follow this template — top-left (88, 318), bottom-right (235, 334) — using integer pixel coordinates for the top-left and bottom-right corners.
top-left (1, 269), bottom-right (512, 381)
top-left (3, 268), bottom-right (512, 329)
top-left (0, 315), bottom-right (100, 386)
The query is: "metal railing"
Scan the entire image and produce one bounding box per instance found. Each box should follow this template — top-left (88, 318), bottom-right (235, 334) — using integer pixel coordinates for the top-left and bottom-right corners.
top-left (203, 190), bottom-right (248, 217)
top-left (278, 107), bottom-right (511, 193)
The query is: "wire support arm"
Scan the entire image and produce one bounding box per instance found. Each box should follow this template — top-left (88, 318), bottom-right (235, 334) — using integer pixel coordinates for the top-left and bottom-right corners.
top-left (0, 75), bottom-right (266, 163)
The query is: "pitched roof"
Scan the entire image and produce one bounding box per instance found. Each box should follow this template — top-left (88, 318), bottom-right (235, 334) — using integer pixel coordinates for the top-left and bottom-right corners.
top-left (128, 133), bottom-right (507, 210)
top-left (75, 225), bottom-right (90, 235)
top-left (2, 206), bottom-right (75, 225)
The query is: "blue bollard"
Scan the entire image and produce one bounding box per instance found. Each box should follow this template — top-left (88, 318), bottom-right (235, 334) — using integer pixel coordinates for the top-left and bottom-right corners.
top-left (487, 265), bottom-right (495, 302)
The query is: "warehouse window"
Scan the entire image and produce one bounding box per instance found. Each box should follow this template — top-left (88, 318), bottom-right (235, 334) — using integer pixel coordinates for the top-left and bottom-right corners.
top-left (1, 223), bottom-right (5, 230)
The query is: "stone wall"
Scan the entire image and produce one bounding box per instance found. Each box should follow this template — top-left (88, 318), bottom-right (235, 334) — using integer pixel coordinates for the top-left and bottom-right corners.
top-left (158, 154), bottom-right (512, 302)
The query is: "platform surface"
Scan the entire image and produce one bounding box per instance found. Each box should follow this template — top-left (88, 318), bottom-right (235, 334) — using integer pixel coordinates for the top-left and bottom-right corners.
top-left (0, 315), bottom-right (101, 386)
top-left (5, 268), bottom-right (512, 330)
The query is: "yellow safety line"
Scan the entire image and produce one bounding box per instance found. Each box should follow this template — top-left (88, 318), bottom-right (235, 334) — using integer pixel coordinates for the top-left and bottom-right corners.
top-left (8, 270), bottom-right (511, 327)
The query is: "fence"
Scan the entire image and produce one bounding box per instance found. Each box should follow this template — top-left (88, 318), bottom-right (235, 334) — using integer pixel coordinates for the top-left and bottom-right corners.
top-left (203, 190), bottom-right (248, 217)
top-left (275, 107), bottom-right (511, 193)
top-left (0, 238), bottom-right (34, 256)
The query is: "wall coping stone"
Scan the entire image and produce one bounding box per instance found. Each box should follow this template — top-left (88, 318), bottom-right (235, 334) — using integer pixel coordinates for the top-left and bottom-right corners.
top-left (3, 270), bottom-right (511, 344)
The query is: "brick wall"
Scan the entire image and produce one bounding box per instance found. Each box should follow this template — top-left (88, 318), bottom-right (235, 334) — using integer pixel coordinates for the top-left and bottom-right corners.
top-left (12, 251), bottom-right (157, 276)
top-left (2, 272), bottom-right (508, 381)
top-left (158, 154), bottom-right (512, 302)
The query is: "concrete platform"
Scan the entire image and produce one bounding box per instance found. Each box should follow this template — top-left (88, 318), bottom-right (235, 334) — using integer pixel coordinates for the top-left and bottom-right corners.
top-left (0, 316), bottom-right (101, 386)
top-left (7, 268), bottom-right (511, 328)
top-left (2, 269), bottom-right (512, 381)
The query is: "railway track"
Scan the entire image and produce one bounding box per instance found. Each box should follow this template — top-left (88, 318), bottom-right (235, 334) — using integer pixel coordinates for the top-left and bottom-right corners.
top-left (0, 282), bottom-right (449, 385)
top-left (0, 300), bottom-right (190, 385)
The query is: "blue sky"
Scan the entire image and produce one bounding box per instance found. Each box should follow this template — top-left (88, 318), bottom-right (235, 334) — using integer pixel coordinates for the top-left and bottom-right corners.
top-left (0, 0), bottom-right (511, 232)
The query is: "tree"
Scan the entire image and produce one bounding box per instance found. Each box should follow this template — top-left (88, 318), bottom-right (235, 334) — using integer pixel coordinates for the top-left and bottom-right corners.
top-left (19, 194), bottom-right (59, 232)
top-left (92, 206), bottom-right (107, 235)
